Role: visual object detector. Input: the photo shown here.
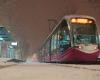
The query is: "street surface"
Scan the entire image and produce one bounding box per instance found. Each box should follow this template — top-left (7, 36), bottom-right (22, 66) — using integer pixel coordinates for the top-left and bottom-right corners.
top-left (0, 62), bottom-right (100, 80)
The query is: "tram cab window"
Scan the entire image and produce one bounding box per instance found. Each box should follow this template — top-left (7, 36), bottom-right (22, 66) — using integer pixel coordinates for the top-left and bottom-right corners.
top-left (58, 20), bottom-right (70, 52)
top-left (59, 31), bottom-right (70, 52)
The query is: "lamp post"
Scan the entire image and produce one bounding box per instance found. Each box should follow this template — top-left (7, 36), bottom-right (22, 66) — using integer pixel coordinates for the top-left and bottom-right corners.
top-left (10, 42), bottom-right (18, 59)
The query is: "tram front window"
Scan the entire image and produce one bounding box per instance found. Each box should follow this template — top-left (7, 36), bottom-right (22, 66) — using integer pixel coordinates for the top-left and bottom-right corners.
top-left (70, 18), bottom-right (98, 46)
top-left (74, 34), bottom-right (97, 44)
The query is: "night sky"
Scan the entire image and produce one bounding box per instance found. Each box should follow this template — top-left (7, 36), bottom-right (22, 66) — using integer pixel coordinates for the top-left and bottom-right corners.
top-left (0, 0), bottom-right (100, 57)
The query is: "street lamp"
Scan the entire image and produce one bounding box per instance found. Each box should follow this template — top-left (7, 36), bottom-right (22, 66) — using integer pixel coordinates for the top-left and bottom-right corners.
top-left (11, 42), bottom-right (18, 46)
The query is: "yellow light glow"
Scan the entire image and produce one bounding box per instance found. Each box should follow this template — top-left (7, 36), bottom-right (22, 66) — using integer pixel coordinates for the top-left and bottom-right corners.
top-left (71, 19), bottom-right (76, 23)
top-left (77, 19), bottom-right (88, 23)
top-left (71, 18), bottom-right (93, 24)
top-left (88, 20), bottom-right (93, 23)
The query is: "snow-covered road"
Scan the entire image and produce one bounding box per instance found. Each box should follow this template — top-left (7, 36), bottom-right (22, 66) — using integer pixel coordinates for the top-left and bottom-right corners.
top-left (0, 63), bottom-right (100, 80)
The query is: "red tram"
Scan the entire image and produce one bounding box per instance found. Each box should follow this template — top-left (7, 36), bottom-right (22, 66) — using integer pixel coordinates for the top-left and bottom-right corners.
top-left (38, 15), bottom-right (100, 63)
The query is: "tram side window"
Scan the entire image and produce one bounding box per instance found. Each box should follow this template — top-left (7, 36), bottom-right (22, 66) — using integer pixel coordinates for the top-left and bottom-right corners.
top-left (45, 40), bottom-right (51, 56)
top-left (51, 33), bottom-right (58, 53)
top-left (58, 20), bottom-right (70, 52)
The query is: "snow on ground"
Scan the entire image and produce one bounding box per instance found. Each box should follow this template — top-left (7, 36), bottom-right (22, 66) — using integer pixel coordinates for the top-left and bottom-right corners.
top-left (0, 63), bottom-right (100, 80)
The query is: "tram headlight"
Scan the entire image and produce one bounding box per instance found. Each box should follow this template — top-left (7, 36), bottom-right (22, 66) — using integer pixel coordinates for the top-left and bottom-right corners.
top-left (94, 46), bottom-right (97, 50)
top-left (75, 45), bottom-right (83, 49)
top-left (79, 46), bottom-right (82, 49)
top-left (78, 44), bottom-right (84, 49)
top-left (98, 55), bottom-right (100, 59)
